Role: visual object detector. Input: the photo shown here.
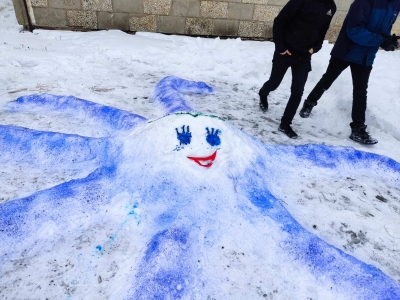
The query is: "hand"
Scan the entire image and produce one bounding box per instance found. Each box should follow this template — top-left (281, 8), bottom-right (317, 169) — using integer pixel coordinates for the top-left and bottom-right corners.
top-left (280, 50), bottom-right (292, 56)
top-left (309, 48), bottom-right (314, 54)
top-left (381, 34), bottom-right (399, 51)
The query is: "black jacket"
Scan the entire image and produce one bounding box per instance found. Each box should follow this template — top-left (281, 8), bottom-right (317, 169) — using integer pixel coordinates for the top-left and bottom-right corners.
top-left (273, 0), bottom-right (336, 56)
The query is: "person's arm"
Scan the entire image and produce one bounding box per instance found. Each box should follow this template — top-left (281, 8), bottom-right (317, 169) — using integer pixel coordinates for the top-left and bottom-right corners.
top-left (346, 0), bottom-right (384, 47)
top-left (273, 0), bottom-right (305, 53)
top-left (312, 6), bottom-right (337, 54)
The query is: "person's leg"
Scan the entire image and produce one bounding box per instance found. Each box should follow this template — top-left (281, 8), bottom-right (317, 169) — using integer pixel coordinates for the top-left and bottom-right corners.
top-left (280, 60), bottom-right (311, 126)
top-left (348, 63), bottom-right (377, 144)
top-left (299, 56), bottom-right (349, 118)
top-left (349, 63), bottom-right (372, 128)
top-left (259, 51), bottom-right (291, 111)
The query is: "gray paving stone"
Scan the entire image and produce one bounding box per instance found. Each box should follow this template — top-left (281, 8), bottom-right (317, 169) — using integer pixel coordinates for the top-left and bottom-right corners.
top-left (49, 0), bottom-right (81, 10)
top-left (97, 12), bottom-right (129, 30)
top-left (34, 7), bottom-right (68, 27)
top-left (143, 0), bottom-right (171, 15)
top-left (335, 0), bottom-right (352, 11)
top-left (32, 0), bottom-right (48, 8)
top-left (242, 0), bottom-right (268, 4)
top-left (266, 0), bottom-right (288, 5)
top-left (171, 0), bottom-right (200, 17)
top-left (253, 5), bottom-right (280, 22)
top-left (325, 26), bottom-right (341, 42)
top-left (213, 19), bottom-right (238, 36)
top-left (113, 0), bottom-right (142, 13)
top-left (67, 10), bottom-right (97, 28)
top-left (98, 11), bottom-right (113, 28)
top-left (158, 15), bottom-right (185, 33)
top-left (238, 21), bottom-right (264, 37)
top-left (263, 23), bottom-right (272, 38)
top-left (200, 1), bottom-right (228, 19)
top-left (82, 0), bottom-right (112, 12)
top-left (333, 11), bottom-right (347, 27)
top-left (228, 3), bottom-right (254, 20)
top-left (114, 12), bottom-right (129, 30)
top-left (129, 14), bottom-right (157, 31)
top-left (185, 17), bottom-right (212, 35)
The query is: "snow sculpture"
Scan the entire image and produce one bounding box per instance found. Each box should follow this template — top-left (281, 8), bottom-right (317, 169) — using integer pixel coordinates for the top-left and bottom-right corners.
top-left (0, 76), bottom-right (399, 299)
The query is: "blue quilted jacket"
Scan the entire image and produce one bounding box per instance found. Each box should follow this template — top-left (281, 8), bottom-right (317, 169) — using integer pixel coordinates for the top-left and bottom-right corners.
top-left (331, 0), bottom-right (400, 66)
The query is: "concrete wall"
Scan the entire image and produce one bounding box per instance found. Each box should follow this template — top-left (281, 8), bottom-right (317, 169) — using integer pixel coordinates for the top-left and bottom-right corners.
top-left (12, 0), bottom-right (400, 41)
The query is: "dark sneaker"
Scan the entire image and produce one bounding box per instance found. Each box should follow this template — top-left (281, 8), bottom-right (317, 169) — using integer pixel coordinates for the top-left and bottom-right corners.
top-left (349, 126), bottom-right (378, 145)
top-left (299, 100), bottom-right (317, 118)
top-left (259, 90), bottom-right (268, 112)
top-left (278, 124), bottom-right (298, 139)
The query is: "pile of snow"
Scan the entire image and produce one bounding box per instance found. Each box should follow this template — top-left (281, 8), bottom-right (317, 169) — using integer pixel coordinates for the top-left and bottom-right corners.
top-left (1, 0), bottom-right (400, 298)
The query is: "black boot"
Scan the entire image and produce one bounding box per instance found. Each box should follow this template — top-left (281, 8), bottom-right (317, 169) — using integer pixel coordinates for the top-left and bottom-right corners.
top-left (299, 99), bottom-right (317, 118)
top-left (259, 90), bottom-right (269, 112)
top-left (278, 124), bottom-right (298, 139)
top-left (349, 125), bottom-right (378, 145)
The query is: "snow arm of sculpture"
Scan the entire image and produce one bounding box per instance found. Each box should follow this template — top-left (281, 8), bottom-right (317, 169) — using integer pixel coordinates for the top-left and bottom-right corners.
top-left (153, 76), bottom-right (214, 114)
top-left (6, 94), bottom-right (148, 134)
top-left (0, 124), bottom-right (118, 172)
top-left (237, 164), bottom-right (400, 299)
top-left (263, 143), bottom-right (400, 185)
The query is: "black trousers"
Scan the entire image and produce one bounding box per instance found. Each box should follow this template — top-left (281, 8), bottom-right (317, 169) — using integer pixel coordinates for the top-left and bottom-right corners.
top-left (306, 56), bottom-right (373, 129)
top-left (260, 50), bottom-right (311, 126)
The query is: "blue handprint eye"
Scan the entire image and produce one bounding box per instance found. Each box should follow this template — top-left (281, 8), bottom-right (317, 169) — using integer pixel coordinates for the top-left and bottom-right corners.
top-left (176, 125), bottom-right (192, 145)
top-left (206, 127), bottom-right (221, 146)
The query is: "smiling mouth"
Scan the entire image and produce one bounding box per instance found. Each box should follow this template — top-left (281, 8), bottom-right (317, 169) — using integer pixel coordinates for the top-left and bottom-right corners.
top-left (187, 151), bottom-right (217, 168)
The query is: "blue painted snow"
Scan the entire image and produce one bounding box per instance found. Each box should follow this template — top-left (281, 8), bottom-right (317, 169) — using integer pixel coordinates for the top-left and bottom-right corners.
top-left (153, 76), bottom-right (214, 114)
top-left (6, 94), bottom-right (147, 132)
top-left (175, 125), bottom-right (192, 145)
top-left (1, 77), bottom-right (400, 299)
top-left (205, 127), bottom-right (221, 146)
top-left (241, 160), bottom-right (400, 299)
top-left (0, 124), bottom-right (116, 168)
top-left (129, 227), bottom-right (193, 300)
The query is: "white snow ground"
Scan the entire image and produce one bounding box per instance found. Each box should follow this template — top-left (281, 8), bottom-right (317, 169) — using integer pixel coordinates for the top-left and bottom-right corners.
top-left (1, 0), bottom-right (400, 298)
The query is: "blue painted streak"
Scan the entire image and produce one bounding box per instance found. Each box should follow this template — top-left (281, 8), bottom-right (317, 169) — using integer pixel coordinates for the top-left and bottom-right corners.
top-left (7, 94), bottom-right (147, 132)
top-left (268, 143), bottom-right (400, 175)
top-left (0, 125), bottom-right (116, 168)
top-left (0, 165), bottom-right (117, 263)
top-left (153, 76), bottom-right (214, 114)
top-left (241, 157), bottom-right (400, 299)
top-left (129, 228), bottom-right (191, 300)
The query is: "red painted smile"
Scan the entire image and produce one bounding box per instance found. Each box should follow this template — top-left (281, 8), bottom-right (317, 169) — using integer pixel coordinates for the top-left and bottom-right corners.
top-left (187, 151), bottom-right (217, 168)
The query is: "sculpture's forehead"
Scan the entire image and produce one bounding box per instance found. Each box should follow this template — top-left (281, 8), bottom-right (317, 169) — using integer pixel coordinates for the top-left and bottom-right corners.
top-left (146, 113), bottom-right (228, 138)
top-left (152, 113), bottom-right (225, 127)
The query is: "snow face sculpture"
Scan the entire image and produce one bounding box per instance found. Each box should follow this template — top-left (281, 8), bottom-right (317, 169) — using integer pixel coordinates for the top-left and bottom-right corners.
top-left (1, 76), bottom-right (400, 299)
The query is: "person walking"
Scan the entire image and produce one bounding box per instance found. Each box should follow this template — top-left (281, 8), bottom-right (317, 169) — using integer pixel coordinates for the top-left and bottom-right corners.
top-left (259, 0), bottom-right (336, 139)
top-left (299, 0), bottom-right (400, 144)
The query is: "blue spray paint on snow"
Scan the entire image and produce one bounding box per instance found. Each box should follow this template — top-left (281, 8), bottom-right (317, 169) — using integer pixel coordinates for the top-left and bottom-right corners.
top-left (6, 94), bottom-right (147, 132)
top-left (291, 143), bottom-right (400, 173)
top-left (205, 127), bottom-right (221, 146)
top-left (130, 228), bottom-right (191, 300)
top-left (153, 76), bottom-right (214, 114)
top-left (175, 125), bottom-right (192, 145)
top-left (1, 77), bottom-right (400, 299)
top-left (0, 164), bottom-right (118, 265)
top-left (239, 152), bottom-right (400, 299)
top-left (0, 125), bottom-right (116, 168)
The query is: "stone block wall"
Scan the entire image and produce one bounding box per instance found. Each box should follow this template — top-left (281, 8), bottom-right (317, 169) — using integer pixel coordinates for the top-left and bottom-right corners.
top-left (12, 0), bottom-right (400, 41)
